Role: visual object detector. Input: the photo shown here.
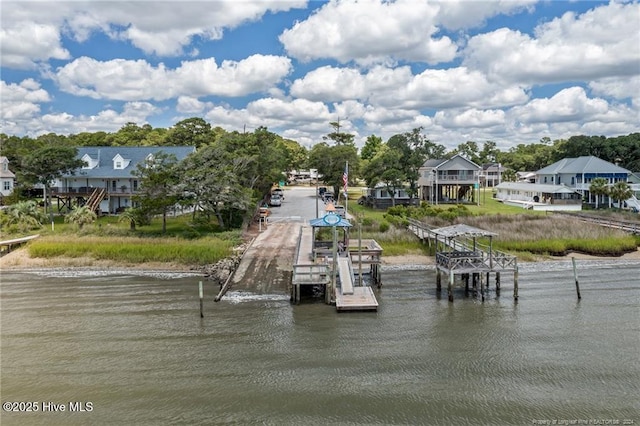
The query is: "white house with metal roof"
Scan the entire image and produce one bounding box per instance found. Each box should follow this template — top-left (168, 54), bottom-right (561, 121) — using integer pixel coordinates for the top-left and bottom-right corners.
top-left (494, 182), bottom-right (583, 211)
top-left (52, 146), bottom-right (195, 214)
top-left (1, 156), bottom-right (15, 198)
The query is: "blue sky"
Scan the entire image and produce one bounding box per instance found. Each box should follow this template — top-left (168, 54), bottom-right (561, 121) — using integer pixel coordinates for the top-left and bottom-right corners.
top-left (1, 0), bottom-right (638, 151)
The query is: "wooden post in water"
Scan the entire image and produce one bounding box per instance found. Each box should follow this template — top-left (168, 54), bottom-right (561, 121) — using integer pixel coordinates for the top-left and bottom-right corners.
top-left (199, 281), bottom-right (204, 318)
top-left (572, 257), bottom-right (581, 300)
top-left (436, 269), bottom-right (442, 292)
top-left (448, 270), bottom-right (454, 303)
top-left (495, 272), bottom-right (501, 293)
top-left (513, 263), bottom-right (519, 301)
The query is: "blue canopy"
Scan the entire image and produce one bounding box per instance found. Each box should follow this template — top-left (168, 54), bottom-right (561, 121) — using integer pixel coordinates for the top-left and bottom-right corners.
top-left (309, 216), bottom-right (352, 227)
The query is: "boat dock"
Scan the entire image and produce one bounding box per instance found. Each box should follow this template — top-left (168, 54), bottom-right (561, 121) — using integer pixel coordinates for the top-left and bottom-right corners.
top-left (408, 218), bottom-right (519, 302)
top-left (292, 224), bottom-right (379, 311)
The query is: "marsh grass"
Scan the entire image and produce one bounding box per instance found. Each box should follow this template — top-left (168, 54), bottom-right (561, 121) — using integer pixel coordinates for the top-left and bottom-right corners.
top-left (449, 214), bottom-right (637, 256)
top-left (28, 235), bottom-right (237, 266)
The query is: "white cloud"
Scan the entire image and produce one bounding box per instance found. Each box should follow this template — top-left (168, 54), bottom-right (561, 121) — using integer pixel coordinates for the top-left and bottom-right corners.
top-left (0, 1), bottom-right (307, 67)
top-left (0, 79), bottom-right (51, 126)
top-left (434, 108), bottom-right (506, 129)
top-left (509, 87), bottom-right (609, 124)
top-left (280, 0), bottom-right (457, 65)
top-left (0, 23), bottom-right (70, 69)
top-left (463, 2), bottom-right (640, 85)
top-left (54, 55), bottom-right (293, 100)
top-left (433, 0), bottom-right (537, 31)
top-left (589, 75), bottom-right (640, 107)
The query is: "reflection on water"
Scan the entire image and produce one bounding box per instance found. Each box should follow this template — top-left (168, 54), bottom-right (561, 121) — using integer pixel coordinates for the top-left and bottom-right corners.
top-left (1, 261), bottom-right (639, 425)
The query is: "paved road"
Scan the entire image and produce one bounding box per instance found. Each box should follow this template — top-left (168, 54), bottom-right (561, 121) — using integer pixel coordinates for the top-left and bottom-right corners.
top-left (230, 186), bottom-right (321, 294)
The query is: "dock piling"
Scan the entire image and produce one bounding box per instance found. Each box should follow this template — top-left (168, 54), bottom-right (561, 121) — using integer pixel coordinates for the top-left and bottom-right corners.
top-left (199, 281), bottom-right (204, 318)
top-left (572, 257), bottom-right (581, 300)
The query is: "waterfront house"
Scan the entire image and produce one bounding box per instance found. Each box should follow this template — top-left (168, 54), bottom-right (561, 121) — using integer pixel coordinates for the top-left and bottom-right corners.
top-left (494, 182), bottom-right (583, 211)
top-left (52, 146), bottom-right (195, 214)
top-left (480, 163), bottom-right (503, 187)
top-left (360, 184), bottom-right (417, 209)
top-left (0, 156), bottom-right (15, 200)
top-left (535, 156), bottom-right (635, 208)
top-left (418, 154), bottom-right (481, 205)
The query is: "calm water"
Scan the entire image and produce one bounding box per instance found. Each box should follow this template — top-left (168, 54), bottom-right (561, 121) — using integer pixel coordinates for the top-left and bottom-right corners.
top-left (1, 260), bottom-right (639, 426)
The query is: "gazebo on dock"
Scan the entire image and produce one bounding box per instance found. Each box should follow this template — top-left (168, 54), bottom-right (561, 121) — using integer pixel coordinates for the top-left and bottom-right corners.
top-left (431, 224), bottom-right (518, 302)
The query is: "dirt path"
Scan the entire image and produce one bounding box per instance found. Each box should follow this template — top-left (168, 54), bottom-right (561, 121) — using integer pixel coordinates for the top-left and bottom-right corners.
top-left (230, 222), bottom-right (302, 294)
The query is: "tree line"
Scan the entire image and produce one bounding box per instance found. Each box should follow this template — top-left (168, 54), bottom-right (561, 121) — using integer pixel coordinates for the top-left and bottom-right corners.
top-left (2, 117), bottom-right (639, 230)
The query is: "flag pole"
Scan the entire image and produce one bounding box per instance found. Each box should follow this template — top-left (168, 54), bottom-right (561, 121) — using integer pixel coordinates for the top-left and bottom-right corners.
top-left (344, 161), bottom-right (348, 214)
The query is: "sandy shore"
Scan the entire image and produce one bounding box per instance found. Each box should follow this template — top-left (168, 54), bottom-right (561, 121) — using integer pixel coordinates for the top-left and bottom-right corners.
top-left (2, 246), bottom-right (639, 272)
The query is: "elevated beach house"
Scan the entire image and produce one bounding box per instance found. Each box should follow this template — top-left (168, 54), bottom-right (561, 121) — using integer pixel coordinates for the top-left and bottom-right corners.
top-left (536, 155), bottom-right (638, 209)
top-left (51, 146), bottom-right (195, 214)
top-left (417, 154), bottom-right (482, 205)
top-left (494, 155), bottom-right (639, 211)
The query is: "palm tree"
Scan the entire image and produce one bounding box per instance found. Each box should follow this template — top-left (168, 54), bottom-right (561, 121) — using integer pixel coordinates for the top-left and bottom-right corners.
top-left (609, 181), bottom-right (633, 210)
top-left (3, 200), bottom-right (46, 232)
top-left (64, 205), bottom-right (97, 230)
top-left (118, 208), bottom-right (139, 231)
top-left (589, 177), bottom-right (609, 209)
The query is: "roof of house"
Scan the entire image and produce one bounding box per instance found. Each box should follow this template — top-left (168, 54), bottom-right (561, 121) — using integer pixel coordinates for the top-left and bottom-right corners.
top-left (536, 156), bottom-right (631, 175)
top-left (64, 146), bottom-right (195, 178)
top-left (496, 182), bottom-right (580, 194)
top-left (0, 156), bottom-right (16, 178)
top-left (421, 154), bottom-right (481, 170)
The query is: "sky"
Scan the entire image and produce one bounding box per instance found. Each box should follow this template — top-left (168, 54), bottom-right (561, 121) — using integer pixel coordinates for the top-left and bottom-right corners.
top-left (1, 0), bottom-right (639, 151)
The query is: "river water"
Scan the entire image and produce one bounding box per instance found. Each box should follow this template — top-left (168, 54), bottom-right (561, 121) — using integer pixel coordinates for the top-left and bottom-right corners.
top-left (1, 260), bottom-right (639, 426)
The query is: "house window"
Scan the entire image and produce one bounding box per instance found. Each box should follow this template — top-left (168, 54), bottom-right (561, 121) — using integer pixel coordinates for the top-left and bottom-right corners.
top-left (571, 177), bottom-right (575, 185)
top-left (112, 180), bottom-right (117, 191)
top-left (133, 180), bottom-right (138, 191)
top-left (115, 161), bottom-right (122, 169)
top-left (3, 181), bottom-right (11, 191)
top-left (544, 177), bottom-right (547, 183)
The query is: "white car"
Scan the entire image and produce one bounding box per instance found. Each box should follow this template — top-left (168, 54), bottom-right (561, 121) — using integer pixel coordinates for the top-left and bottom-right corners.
top-left (269, 194), bottom-right (282, 207)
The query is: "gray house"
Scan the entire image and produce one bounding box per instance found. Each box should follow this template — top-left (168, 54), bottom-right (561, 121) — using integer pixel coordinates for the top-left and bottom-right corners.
top-left (535, 156), bottom-right (635, 208)
top-left (52, 146), bottom-right (195, 214)
top-left (418, 154), bottom-right (481, 205)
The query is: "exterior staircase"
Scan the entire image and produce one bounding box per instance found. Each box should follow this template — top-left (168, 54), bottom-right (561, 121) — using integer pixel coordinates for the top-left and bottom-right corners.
top-left (86, 188), bottom-right (106, 212)
top-left (626, 196), bottom-right (640, 212)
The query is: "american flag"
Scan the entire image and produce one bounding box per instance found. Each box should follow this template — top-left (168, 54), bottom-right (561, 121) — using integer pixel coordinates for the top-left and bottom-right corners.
top-left (342, 163), bottom-right (348, 193)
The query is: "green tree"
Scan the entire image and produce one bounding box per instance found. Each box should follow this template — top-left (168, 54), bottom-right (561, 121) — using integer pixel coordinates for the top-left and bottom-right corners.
top-left (64, 205), bottom-right (97, 230)
top-left (181, 144), bottom-right (252, 229)
top-left (386, 128), bottom-right (445, 199)
top-left (451, 141), bottom-right (480, 164)
top-left (21, 146), bottom-right (87, 220)
top-left (322, 120), bottom-right (355, 146)
top-left (308, 142), bottom-right (359, 200)
top-left (589, 177), bottom-right (609, 209)
top-left (132, 151), bottom-right (181, 233)
top-left (165, 117), bottom-right (213, 148)
top-left (362, 145), bottom-right (404, 207)
top-left (609, 181), bottom-right (633, 210)
top-left (360, 135), bottom-right (383, 161)
top-left (501, 168), bottom-right (517, 182)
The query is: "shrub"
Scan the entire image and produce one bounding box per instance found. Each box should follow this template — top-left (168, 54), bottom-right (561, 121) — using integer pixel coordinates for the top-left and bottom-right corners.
top-left (379, 221), bottom-right (390, 233)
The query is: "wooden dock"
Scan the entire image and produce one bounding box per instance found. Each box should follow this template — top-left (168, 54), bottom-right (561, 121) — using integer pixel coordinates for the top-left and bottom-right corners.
top-left (0, 234), bottom-right (40, 255)
top-left (292, 225), bottom-right (378, 311)
top-left (408, 219), bottom-right (519, 302)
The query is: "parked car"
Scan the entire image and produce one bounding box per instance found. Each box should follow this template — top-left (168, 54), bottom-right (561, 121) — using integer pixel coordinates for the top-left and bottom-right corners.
top-left (269, 194), bottom-right (282, 207)
top-left (271, 188), bottom-right (284, 200)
